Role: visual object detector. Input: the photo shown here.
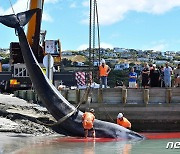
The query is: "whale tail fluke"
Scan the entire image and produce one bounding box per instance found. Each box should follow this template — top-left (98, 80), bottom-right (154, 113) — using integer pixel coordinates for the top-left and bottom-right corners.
top-left (0, 8), bottom-right (39, 29)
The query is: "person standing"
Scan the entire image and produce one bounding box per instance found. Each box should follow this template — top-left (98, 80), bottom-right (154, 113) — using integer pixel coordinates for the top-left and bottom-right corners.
top-left (82, 108), bottom-right (95, 138)
top-left (149, 64), bottom-right (160, 87)
top-left (117, 113), bottom-right (131, 129)
top-left (163, 62), bottom-right (173, 87)
top-left (98, 59), bottom-right (111, 88)
top-left (159, 65), bottom-right (165, 87)
top-left (141, 62), bottom-right (150, 88)
top-left (129, 67), bottom-right (137, 88)
top-left (173, 63), bottom-right (180, 87)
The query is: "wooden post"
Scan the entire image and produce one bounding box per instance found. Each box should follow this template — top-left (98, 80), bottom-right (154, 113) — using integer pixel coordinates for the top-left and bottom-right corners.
top-left (18, 90), bottom-right (27, 99)
top-left (76, 89), bottom-right (80, 104)
top-left (13, 90), bottom-right (19, 97)
top-left (143, 89), bottom-right (149, 105)
top-left (98, 88), bottom-right (103, 103)
top-left (84, 88), bottom-right (91, 103)
top-left (166, 88), bottom-right (172, 103)
top-left (122, 88), bottom-right (127, 104)
top-left (26, 90), bottom-right (34, 101)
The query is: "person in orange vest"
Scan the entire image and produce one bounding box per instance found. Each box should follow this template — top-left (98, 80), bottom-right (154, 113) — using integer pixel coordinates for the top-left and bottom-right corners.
top-left (82, 108), bottom-right (96, 138)
top-left (98, 59), bottom-right (111, 88)
top-left (117, 113), bottom-right (131, 129)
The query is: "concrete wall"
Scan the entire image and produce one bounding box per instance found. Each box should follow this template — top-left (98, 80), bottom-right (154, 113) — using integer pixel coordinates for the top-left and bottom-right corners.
top-left (60, 88), bottom-right (180, 105)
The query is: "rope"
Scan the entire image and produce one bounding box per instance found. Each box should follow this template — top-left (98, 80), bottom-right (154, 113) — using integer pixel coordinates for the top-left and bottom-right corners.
top-left (103, 106), bottom-right (115, 123)
top-left (95, 0), bottom-right (101, 66)
top-left (92, 0), bottom-right (96, 82)
top-left (26, 0), bottom-right (30, 11)
top-left (88, 0), bottom-right (92, 83)
top-left (8, 0), bottom-right (16, 14)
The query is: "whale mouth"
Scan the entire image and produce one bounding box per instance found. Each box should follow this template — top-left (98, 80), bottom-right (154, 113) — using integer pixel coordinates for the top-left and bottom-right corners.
top-left (127, 131), bottom-right (146, 140)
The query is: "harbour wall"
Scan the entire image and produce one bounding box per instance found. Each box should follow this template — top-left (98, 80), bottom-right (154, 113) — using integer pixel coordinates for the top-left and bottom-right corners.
top-left (14, 87), bottom-right (180, 132)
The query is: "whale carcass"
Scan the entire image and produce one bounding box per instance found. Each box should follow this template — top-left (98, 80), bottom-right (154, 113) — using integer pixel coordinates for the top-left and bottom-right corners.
top-left (0, 9), bottom-right (145, 140)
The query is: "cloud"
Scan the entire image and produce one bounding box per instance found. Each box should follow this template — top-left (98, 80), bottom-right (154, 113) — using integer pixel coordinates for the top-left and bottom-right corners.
top-left (0, 7), bottom-right (4, 15)
top-left (82, 0), bottom-right (180, 25)
top-left (150, 44), bottom-right (167, 51)
top-left (45, 0), bottom-right (59, 4)
top-left (70, 2), bottom-right (77, 8)
top-left (0, 0), bottom-right (59, 22)
top-left (77, 44), bottom-right (89, 50)
top-left (100, 42), bottom-right (114, 49)
top-left (42, 12), bottom-right (53, 22)
top-left (142, 40), bottom-right (168, 51)
top-left (0, 0), bottom-right (28, 15)
top-left (77, 42), bottom-right (114, 50)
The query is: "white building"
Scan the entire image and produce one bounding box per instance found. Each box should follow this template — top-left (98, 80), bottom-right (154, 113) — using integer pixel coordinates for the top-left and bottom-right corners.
top-left (114, 63), bottom-right (129, 70)
top-left (113, 48), bottom-right (128, 53)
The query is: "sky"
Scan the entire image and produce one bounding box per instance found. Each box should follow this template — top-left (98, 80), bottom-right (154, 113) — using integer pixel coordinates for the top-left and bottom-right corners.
top-left (1, 0), bottom-right (180, 52)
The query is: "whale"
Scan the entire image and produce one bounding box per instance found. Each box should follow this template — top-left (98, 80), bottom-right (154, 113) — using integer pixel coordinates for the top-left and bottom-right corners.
top-left (0, 9), bottom-right (145, 140)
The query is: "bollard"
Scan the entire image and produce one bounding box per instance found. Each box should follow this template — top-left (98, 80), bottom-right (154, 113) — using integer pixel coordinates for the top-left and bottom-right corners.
top-left (18, 90), bottom-right (27, 99)
top-left (13, 90), bottom-right (19, 97)
top-left (143, 89), bottom-right (149, 105)
top-left (76, 89), bottom-right (80, 104)
top-left (26, 90), bottom-right (35, 102)
top-left (166, 89), bottom-right (172, 103)
top-left (98, 88), bottom-right (103, 103)
top-left (122, 88), bottom-right (127, 104)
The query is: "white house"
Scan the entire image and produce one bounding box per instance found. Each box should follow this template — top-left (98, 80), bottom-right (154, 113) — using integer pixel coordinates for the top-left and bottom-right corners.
top-left (76, 62), bottom-right (84, 66)
top-left (93, 61), bottom-right (100, 66)
top-left (114, 63), bottom-right (129, 70)
top-left (137, 58), bottom-right (149, 62)
top-left (113, 48), bottom-right (128, 53)
top-left (155, 60), bottom-right (167, 65)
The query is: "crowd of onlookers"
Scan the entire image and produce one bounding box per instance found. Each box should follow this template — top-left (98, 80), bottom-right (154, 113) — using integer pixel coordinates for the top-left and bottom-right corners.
top-left (128, 62), bottom-right (180, 88)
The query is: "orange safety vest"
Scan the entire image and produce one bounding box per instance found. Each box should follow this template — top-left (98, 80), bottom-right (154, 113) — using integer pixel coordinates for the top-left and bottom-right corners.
top-left (99, 65), bottom-right (109, 77)
top-left (117, 117), bottom-right (131, 129)
top-left (82, 112), bottom-right (95, 130)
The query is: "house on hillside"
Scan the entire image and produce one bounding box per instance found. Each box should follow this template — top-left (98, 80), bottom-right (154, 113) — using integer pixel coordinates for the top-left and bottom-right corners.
top-left (155, 60), bottom-right (167, 65)
top-left (113, 48), bottom-right (128, 53)
top-left (137, 57), bottom-right (149, 62)
top-left (114, 63), bottom-right (129, 70)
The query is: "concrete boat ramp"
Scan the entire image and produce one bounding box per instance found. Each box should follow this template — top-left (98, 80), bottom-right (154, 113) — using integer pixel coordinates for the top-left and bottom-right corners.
top-left (0, 94), bottom-right (56, 135)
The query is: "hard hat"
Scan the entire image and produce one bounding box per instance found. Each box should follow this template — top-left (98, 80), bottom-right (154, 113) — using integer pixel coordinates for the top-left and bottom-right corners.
top-left (117, 113), bottom-right (123, 119)
top-left (101, 59), bottom-right (105, 64)
top-left (90, 108), bottom-right (95, 113)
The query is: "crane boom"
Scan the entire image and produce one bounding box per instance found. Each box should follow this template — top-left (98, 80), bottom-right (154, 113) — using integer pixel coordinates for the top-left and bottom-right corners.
top-left (26, 0), bottom-right (44, 62)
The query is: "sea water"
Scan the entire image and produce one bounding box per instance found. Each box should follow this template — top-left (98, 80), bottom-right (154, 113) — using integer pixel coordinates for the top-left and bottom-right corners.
top-left (0, 133), bottom-right (179, 154)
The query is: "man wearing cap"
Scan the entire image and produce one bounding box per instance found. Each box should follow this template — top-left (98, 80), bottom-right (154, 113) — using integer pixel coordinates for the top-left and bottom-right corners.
top-left (117, 113), bottom-right (131, 129)
top-left (98, 59), bottom-right (111, 88)
top-left (82, 108), bottom-right (96, 138)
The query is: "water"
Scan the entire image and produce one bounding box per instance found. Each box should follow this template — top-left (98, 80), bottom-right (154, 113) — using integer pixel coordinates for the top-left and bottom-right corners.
top-left (0, 133), bottom-right (179, 154)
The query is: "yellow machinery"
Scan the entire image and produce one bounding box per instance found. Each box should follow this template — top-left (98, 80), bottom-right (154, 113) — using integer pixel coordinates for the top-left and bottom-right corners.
top-left (26, 0), bottom-right (61, 65)
top-left (0, 0), bottom-right (62, 92)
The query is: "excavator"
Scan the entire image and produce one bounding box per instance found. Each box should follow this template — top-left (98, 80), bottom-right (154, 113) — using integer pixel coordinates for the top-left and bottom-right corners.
top-left (0, 0), bottom-right (75, 92)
